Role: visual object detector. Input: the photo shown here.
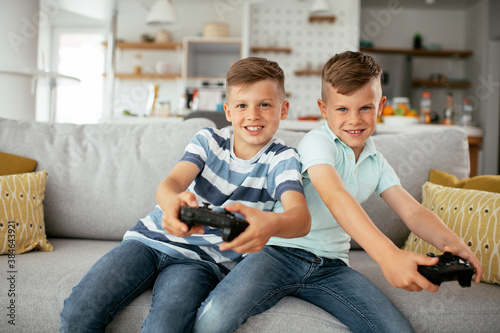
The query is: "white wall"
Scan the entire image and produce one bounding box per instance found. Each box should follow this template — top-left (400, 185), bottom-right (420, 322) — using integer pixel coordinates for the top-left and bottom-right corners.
top-left (0, 0), bottom-right (39, 121)
top-left (248, 0), bottom-right (360, 118)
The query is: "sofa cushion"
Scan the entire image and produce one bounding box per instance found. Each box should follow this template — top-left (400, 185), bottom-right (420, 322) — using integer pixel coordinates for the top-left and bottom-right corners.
top-left (0, 151), bottom-right (37, 176)
top-left (402, 182), bottom-right (500, 285)
top-left (0, 170), bottom-right (53, 254)
top-left (349, 250), bottom-right (500, 333)
top-left (430, 169), bottom-right (500, 193)
top-left (0, 117), bottom-right (216, 240)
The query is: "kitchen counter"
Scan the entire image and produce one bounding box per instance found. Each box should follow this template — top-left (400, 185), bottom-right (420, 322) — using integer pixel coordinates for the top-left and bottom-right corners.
top-left (279, 119), bottom-right (483, 176)
top-left (279, 119), bottom-right (483, 137)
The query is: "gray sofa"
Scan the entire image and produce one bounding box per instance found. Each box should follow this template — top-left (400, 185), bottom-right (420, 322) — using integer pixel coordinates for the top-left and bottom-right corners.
top-left (0, 117), bottom-right (499, 332)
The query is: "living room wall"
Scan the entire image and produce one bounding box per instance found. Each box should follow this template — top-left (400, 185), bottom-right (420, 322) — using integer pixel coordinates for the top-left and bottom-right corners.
top-left (0, 0), bottom-right (39, 121)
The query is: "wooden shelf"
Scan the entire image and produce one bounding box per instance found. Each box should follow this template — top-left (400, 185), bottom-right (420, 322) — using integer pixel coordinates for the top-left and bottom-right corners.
top-left (103, 41), bottom-right (182, 50)
top-left (411, 79), bottom-right (471, 88)
top-left (308, 15), bottom-right (336, 23)
top-left (360, 47), bottom-right (472, 58)
top-left (294, 69), bottom-right (322, 76)
top-left (250, 46), bottom-right (292, 54)
top-left (104, 73), bottom-right (181, 80)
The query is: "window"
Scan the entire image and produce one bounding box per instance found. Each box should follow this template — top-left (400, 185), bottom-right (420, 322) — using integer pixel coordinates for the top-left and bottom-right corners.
top-left (52, 29), bottom-right (105, 123)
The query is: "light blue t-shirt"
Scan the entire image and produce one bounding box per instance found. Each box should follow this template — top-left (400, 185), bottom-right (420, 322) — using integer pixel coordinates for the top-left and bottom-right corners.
top-left (269, 122), bottom-right (400, 265)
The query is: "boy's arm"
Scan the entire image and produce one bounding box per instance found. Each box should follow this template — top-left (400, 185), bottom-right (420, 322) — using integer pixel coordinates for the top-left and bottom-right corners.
top-left (381, 185), bottom-right (483, 284)
top-left (308, 163), bottom-right (441, 292)
top-left (220, 190), bottom-right (311, 253)
top-left (157, 161), bottom-right (205, 237)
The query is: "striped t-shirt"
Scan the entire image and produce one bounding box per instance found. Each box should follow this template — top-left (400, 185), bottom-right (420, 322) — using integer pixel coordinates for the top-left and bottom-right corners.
top-left (123, 127), bottom-right (303, 272)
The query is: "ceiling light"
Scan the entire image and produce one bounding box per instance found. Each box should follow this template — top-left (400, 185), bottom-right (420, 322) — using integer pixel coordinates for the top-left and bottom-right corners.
top-left (310, 0), bottom-right (331, 14)
top-left (146, 0), bottom-right (179, 25)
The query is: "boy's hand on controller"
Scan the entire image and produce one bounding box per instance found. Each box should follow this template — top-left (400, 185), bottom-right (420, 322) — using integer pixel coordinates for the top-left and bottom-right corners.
top-left (380, 249), bottom-right (439, 293)
top-left (162, 192), bottom-right (205, 237)
top-left (219, 203), bottom-right (275, 253)
top-left (441, 245), bottom-right (483, 284)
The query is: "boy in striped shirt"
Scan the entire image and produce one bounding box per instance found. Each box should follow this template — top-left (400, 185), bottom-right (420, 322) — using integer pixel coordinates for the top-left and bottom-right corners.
top-left (60, 57), bottom-right (310, 333)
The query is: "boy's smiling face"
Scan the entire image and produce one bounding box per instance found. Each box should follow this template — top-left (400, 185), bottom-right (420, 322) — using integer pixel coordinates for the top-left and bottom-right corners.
top-left (225, 79), bottom-right (289, 160)
top-left (318, 78), bottom-right (386, 160)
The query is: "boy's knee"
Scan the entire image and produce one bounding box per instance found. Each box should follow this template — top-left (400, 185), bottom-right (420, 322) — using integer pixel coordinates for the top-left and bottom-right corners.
top-left (60, 297), bottom-right (105, 333)
top-left (193, 298), bottom-right (228, 333)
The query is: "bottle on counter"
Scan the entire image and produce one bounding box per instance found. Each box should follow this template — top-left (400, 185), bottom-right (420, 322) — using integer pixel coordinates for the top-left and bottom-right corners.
top-left (461, 98), bottom-right (473, 126)
top-left (413, 33), bottom-right (422, 49)
top-left (443, 91), bottom-right (454, 125)
top-left (419, 91), bottom-right (432, 124)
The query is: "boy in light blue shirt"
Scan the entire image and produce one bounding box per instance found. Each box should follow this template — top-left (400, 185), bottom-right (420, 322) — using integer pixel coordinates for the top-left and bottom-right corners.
top-left (194, 51), bottom-right (482, 333)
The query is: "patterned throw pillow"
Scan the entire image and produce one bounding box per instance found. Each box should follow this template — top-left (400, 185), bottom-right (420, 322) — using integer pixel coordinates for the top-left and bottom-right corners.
top-left (402, 182), bottom-right (499, 285)
top-left (0, 171), bottom-right (53, 254)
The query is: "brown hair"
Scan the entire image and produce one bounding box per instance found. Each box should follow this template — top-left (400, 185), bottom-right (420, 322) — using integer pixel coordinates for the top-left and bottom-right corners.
top-left (321, 51), bottom-right (382, 102)
top-left (226, 57), bottom-right (285, 100)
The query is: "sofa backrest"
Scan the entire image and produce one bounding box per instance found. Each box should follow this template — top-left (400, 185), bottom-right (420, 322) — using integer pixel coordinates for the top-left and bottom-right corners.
top-left (0, 118), bottom-right (469, 247)
top-left (0, 117), bottom-right (215, 240)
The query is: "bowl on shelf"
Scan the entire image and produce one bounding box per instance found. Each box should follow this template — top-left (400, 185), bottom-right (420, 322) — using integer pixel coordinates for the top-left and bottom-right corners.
top-left (382, 115), bottom-right (419, 126)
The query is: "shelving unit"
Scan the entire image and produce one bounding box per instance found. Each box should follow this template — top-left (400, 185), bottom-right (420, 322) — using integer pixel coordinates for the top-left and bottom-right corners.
top-left (359, 47), bottom-right (472, 58)
top-left (294, 69), bottom-right (322, 76)
top-left (360, 46), bottom-right (473, 88)
top-left (250, 46), bottom-right (292, 54)
top-left (184, 37), bottom-right (242, 79)
top-left (102, 41), bottom-right (182, 80)
top-left (411, 79), bottom-right (471, 88)
top-left (308, 15), bottom-right (336, 23)
top-left (106, 73), bottom-right (181, 80)
top-left (104, 41), bottom-right (182, 50)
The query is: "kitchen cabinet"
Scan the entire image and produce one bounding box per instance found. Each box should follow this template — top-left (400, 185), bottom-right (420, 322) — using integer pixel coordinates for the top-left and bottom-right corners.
top-left (183, 37), bottom-right (242, 79)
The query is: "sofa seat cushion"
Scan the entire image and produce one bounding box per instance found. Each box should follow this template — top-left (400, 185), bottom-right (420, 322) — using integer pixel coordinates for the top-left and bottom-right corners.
top-left (1, 238), bottom-right (346, 333)
top-left (2, 238), bottom-right (499, 333)
top-left (349, 251), bottom-right (500, 332)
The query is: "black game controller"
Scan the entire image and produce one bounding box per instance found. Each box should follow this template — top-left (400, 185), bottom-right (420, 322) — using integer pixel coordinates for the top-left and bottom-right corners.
top-left (418, 252), bottom-right (475, 288)
top-left (180, 203), bottom-right (249, 242)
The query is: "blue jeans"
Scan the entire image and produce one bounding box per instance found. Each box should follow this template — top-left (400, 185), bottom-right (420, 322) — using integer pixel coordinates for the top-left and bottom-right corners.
top-left (193, 246), bottom-right (414, 333)
top-left (60, 240), bottom-right (222, 333)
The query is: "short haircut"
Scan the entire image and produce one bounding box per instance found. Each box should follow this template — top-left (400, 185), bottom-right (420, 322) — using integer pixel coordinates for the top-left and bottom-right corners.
top-left (226, 57), bottom-right (285, 100)
top-left (321, 51), bottom-right (382, 103)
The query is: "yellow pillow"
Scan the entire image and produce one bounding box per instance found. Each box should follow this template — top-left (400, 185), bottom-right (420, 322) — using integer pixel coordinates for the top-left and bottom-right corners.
top-left (0, 171), bottom-right (53, 254)
top-left (0, 152), bottom-right (37, 176)
top-left (402, 182), bottom-right (499, 285)
top-left (429, 169), bottom-right (500, 193)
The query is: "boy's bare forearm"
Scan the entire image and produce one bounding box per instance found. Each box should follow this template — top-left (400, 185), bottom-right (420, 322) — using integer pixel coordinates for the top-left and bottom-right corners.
top-left (272, 206), bottom-right (311, 238)
top-left (155, 161), bottom-right (200, 210)
top-left (327, 190), bottom-right (399, 263)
